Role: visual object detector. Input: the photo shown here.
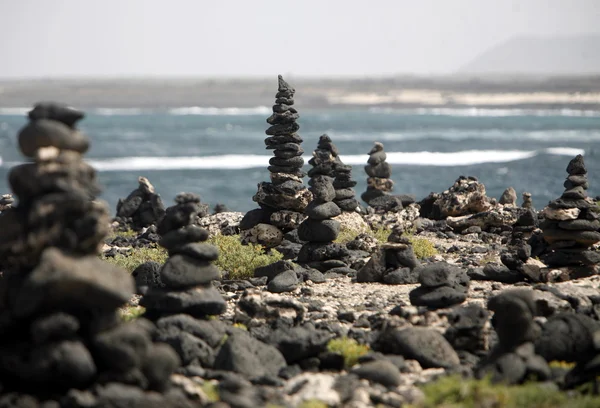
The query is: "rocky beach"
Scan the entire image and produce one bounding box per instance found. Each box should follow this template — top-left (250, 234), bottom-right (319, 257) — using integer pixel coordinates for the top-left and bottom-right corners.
top-left (1, 78), bottom-right (600, 408)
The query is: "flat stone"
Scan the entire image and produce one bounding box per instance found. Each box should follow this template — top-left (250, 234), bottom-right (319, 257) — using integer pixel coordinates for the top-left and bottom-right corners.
top-left (159, 225), bottom-right (209, 249)
top-left (140, 286), bottom-right (226, 318)
top-left (542, 206), bottom-right (581, 220)
top-left (269, 156), bottom-right (304, 168)
top-left (12, 248), bottom-right (133, 318)
top-left (160, 254), bottom-right (220, 289)
top-left (409, 285), bottom-right (468, 309)
top-left (417, 262), bottom-right (469, 288)
top-left (28, 103), bottom-right (85, 127)
top-left (561, 186), bottom-right (587, 200)
top-left (557, 219), bottom-right (600, 231)
top-left (255, 260), bottom-right (296, 281)
top-left (542, 249), bottom-right (600, 266)
top-left (305, 201), bottom-right (341, 220)
top-left (543, 229), bottom-right (600, 246)
top-left (168, 242), bottom-right (219, 261)
top-left (18, 119), bottom-right (90, 157)
top-left (334, 188), bottom-right (355, 201)
top-left (30, 312), bottom-right (80, 345)
top-left (296, 242), bottom-right (349, 262)
top-left (265, 122), bottom-right (300, 136)
top-left (564, 175), bottom-right (589, 190)
top-left (266, 110), bottom-right (299, 125)
top-left (298, 219), bottom-right (340, 242)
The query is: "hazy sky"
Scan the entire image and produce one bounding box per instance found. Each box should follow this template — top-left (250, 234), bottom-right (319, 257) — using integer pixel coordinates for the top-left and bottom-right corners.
top-left (0, 0), bottom-right (598, 78)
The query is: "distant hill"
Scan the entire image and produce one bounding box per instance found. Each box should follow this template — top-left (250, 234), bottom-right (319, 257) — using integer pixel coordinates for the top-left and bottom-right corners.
top-left (459, 34), bottom-right (600, 75)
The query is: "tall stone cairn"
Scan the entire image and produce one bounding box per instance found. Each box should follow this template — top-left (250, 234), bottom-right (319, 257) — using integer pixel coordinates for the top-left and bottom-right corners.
top-left (308, 134), bottom-right (359, 212)
top-left (240, 76), bottom-right (312, 235)
top-left (0, 103), bottom-right (184, 404)
top-left (297, 174), bottom-right (350, 272)
top-left (540, 154), bottom-right (600, 268)
top-left (141, 192), bottom-right (226, 320)
top-left (361, 142), bottom-right (394, 205)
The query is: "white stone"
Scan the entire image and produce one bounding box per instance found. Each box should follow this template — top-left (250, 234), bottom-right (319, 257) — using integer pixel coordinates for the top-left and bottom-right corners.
top-left (542, 206), bottom-right (580, 220)
top-left (284, 373), bottom-right (341, 406)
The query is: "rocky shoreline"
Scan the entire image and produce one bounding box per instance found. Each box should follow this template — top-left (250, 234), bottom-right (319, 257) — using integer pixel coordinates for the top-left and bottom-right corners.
top-left (0, 81), bottom-right (600, 407)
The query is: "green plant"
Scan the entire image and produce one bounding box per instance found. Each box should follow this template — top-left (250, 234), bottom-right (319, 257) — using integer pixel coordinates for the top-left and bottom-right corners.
top-left (372, 226), bottom-right (393, 243)
top-left (298, 400), bottom-right (328, 408)
top-left (408, 236), bottom-right (438, 259)
top-left (327, 337), bottom-right (369, 369)
top-left (105, 228), bottom-right (139, 242)
top-left (410, 375), bottom-right (600, 408)
top-left (200, 381), bottom-right (220, 402)
top-left (119, 305), bottom-right (145, 322)
top-left (101, 246), bottom-right (168, 273)
top-left (548, 360), bottom-right (576, 370)
top-left (334, 227), bottom-right (362, 244)
top-left (208, 234), bottom-right (283, 279)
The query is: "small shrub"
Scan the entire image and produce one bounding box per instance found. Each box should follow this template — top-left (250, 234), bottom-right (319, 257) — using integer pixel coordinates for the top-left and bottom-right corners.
top-left (101, 246), bottom-right (168, 273)
top-left (412, 375), bottom-right (600, 408)
top-left (327, 337), bottom-right (369, 368)
top-left (298, 400), bottom-right (328, 408)
top-left (408, 236), bottom-right (438, 259)
top-left (105, 228), bottom-right (138, 243)
top-left (335, 227), bottom-right (362, 244)
top-left (200, 381), bottom-right (220, 403)
top-left (208, 234), bottom-right (283, 279)
top-left (548, 360), bottom-right (576, 370)
top-left (372, 226), bottom-right (392, 243)
top-left (232, 322), bottom-right (248, 331)
top-left (478, 253), bottom-right (497, 265)
top-left (119, 306), bottom-right (145, 322)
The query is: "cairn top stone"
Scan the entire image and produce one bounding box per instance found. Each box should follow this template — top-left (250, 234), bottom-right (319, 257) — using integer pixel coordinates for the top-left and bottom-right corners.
top-left (28, 102), bottom-right (85, 128)
top-left (278, 74), bottom-right (294, 94)
top-left (567, 154), bottom-right (586, 175)
top-left (18, 119), bottom-right (90, 158)
top-left (369, 142), bottom-right (384, 154)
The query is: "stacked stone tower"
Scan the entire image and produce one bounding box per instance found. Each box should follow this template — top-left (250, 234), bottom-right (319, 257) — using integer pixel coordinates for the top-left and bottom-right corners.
top-left (308, 134), bottom-right (359, 212)
top-left (361, 142), bottom-right (394, 205)
top-left (240, 75), bottom-right (312, 239)
top-left (540, 155), bottom-right (600, 268)
top-left (0, 103), bottom-right (182, 402)
top-left (141, 192), bottom-right (226, 319)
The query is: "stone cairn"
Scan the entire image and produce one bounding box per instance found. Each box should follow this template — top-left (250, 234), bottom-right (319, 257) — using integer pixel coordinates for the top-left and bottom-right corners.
top-left (114, 176), bottom-right (167, 231)
top-left (539, 155), bottom-right (600, 269)
top-left (308, 134), bottom-right (359, 212)
top-left (409, 262), bottom-right (470, 309)
top-left (476, 289), bottom-right (550, 384)
top-left (522, 192), bottom-right (533, 209)
top-left (140, 192), bottom-right (226, 320)
top-left (0, 103), bottom-right (184, 404)
top-left (357, 227), bottom-right (421, 284)
top-left (240, 75), bottom-right (312, 245)
top-left (361, 142), bottom-right (395, 208)
top-left (297, 175), bottom-right (350, 272)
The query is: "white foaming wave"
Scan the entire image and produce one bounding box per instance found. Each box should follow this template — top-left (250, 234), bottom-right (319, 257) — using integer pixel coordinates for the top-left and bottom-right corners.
top-left (75, 147), bottom-right (585, 171)
top-left (168, 106), bottom-right (271, 116)
top-left (88, 154), bottom-right (271, 171)
top-left (369, 107), bottom-right (600, 117)
top-left (0, 107), bottom-right (30, 116)
top-left (93, 108), bottom-right (149, 116)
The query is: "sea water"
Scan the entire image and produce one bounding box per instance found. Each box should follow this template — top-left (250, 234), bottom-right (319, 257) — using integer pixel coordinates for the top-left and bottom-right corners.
top-left (0, 107), bottom-right (599, 214)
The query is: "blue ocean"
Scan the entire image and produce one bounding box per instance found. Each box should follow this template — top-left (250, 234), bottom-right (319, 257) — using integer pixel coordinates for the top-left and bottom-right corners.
top-left (1, 106), bottom-right (599, 214)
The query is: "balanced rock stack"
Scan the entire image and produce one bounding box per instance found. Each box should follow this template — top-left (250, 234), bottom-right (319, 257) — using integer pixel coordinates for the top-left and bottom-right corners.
top-left (476, 290), bottom-right (550, 384)
top-left (357, 228), bottom-right (421, 284)
top-left (522, 192), bottom-right (534, 209)
top-left (540, 155), bottom-right (600, 269)
top-left (240, 75), bottom-right (312, 242)
top-left (297, 175), bottom-right (350, 272)
top-left (141, 192), bottom-right (225, 320)
top-left (114, 176), bottom-right (167, 231)
top-left (308, 134), bottom-right (360, 212)
top-left (409, 262), bottom-right (470, 309)
top-left (361, 142), bottom-right (395, 208)
top-left (0, 103), bottom-right (184, 404)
